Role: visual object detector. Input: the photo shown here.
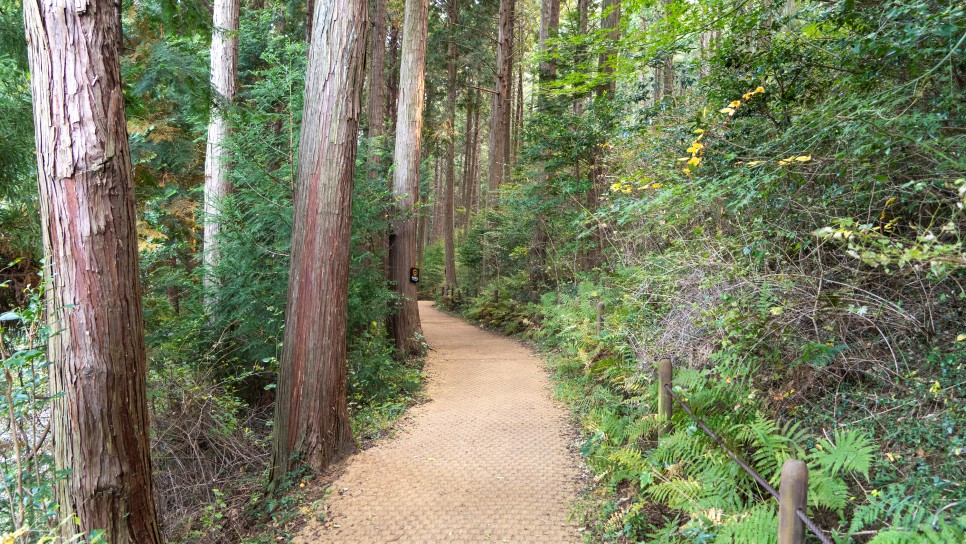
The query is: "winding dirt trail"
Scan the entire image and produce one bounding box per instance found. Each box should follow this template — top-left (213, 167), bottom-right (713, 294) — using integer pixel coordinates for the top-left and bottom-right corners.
top-left (294, 301), bottom-right (582, 543)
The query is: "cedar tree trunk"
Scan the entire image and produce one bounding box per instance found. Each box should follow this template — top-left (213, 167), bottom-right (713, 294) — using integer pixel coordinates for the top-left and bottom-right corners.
top-left (269, 0), bottom-right (368, 486)
top-left (22, 0), bottom-right (163, 539)
top-left (442, 0), bottom-right (459, 288)
top-left (203, 0), bottom-right (240, 309)
top-left (388, 0), bottom-right (429, 355)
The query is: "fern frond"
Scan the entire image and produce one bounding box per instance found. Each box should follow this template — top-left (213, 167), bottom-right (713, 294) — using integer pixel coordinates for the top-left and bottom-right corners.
top-left (647, 477), bottom-right (702, 509)
top-left (714, 503), bottom-right (778, 544)
top-left (807, 469), bottom-right (849, 514)
top-left (810, 428), bottom-right (876, 479)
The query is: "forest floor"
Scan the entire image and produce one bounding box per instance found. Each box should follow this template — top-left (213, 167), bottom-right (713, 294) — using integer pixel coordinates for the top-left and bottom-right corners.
top-left (294, 301), bottom-right (584, 543)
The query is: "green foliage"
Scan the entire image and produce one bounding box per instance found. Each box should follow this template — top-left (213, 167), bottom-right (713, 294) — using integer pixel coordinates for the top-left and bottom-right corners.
top-left (455, 0), bottom-right (965, 540)
top-left (0, 282), bottom-right (63, 540)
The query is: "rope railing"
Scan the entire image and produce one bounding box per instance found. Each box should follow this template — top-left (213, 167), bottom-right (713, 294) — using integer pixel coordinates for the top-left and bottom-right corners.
top-left (657, 359), bottom-right (834, 544)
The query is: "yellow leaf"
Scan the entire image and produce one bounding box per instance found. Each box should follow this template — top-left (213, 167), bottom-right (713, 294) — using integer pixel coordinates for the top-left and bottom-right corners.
top-left (755, 86), bottom-right (765, 93)
top-left (719, 107), bottom-right (735, 115)
top-left (795, 155), bottom-right (812, 162)
top-left (682, 168), bottom-right (691, 175)
top-left (729, 100), bottom-right (741, 108)
top-left (692, 128), bottom-right (705, 134)
top-left (651, 183), bottom-right (663, 189)
top-left (677, 157), bottom-right (690, 162)
top-left (746, 160), bottom-right (766, 167)
top-left (957, 334), bottom-right (966, 342)
top-left (688, 157), bottom-right (702, 166)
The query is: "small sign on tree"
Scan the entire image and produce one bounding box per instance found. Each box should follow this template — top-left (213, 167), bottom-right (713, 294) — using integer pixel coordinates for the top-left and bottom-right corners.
top-left (409, 267), bottom-right (420, 283)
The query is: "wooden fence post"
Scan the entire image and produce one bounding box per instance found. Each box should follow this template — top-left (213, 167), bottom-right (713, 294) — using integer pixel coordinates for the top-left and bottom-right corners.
top-left (778, 459), bottom-right (808, 544)
top-left (658, 359), bottom-right (673, 437)
top-left (596, 301), bottom-right (605, 334)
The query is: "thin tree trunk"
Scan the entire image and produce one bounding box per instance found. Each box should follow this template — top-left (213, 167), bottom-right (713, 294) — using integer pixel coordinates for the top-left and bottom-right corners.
top-left (367, 0), bottom-right (388, 174)
top-left (22, 0), bottom-right (162, 539)
top-left (458, 82), bottom-right (475, 231)
top-left (574, 0), bottom-right (590, 116)
top-left (430, 156), bottom-right (442, 242)
top-left (582, 0), bottom-right (621, 271)
top-left (661, 55), bottom-right (674, 98)
top-left (463, 89), bottom-right (481, 236)
top-left (486, 0), bottom-right (514, 206)
top-left (269, 0), bottom-right (368, 486)
top-left (443, 0), bottom-right (459, 287)
top-left (203, 0), bottom-right (240, 311)
top-left (513, 37), bottom-right (523, 163)
top-left (660, 1), bottom-right (674, 99)
top-left (416, 187), bottom-right (427, 267)
top-left (597, 0), bottom-right (620, 98)
top-left (386, 22), bottom-right (401, 135)
top-left (388, 0), bottom-right (429, 355)
top-left (529, 0), bottom-right (560, 292)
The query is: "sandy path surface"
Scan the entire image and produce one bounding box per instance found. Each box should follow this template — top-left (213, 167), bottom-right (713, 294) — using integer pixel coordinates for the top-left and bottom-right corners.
top-left (294, 301), bottom-right (582, 543)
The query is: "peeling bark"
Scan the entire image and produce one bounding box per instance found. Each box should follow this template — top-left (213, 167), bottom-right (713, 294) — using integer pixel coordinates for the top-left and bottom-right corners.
top-left (388, 0), bottom-right (429, 355)
top-left (269, 0), bottom-right (369, 486)
top-left (22, 0), bottom-right (162, 539)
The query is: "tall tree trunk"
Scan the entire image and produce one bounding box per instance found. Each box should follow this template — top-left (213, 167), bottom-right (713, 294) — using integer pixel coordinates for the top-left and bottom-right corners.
top-left (430, 156), bottom-right (442, 242)
top-left (463, 88), bottom-right (481, 236)
top-left (512, 56), bottom-right (523, 164)
top-left (597, 0), bottom-right (620, 98)
top-left (386, 22), bottom-right (401, 135)
top-left (269, 0), bottom-right (368, 486)
top-left (661, 55), bottom-right (674, 98)
top-left (203, 0), bottom-right (240, 311)
top-left (486, 0), bottom-right (514, 206)
top-left (574, 0), bottom-right (590, 116)
top-left (416, 187), bottom-right (427, 267)
top-left (367, 0), bottom-right (388, 166)
top-left (582, 0), bottom-right (621, 272)
top-left (22, 0), bottom-right (162, 539)
top-left (388, 0), bottom-right (428, 355)
top-left (529, 0), bottom-right (560, 292)
top-left (443, 0), bottom-right (459, 287)
top-left (659, 1), bottom-right (674, 99)
top-left (458, 82), bottom-right (475, 231)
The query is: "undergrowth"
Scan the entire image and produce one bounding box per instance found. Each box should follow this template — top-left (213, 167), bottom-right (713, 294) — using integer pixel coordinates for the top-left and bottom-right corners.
top-left (456, 269), bottom-right (964, 543)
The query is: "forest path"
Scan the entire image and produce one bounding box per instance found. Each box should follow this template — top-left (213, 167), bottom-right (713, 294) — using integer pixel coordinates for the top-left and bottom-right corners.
top-left (294, 301), bottom-right (582, 543)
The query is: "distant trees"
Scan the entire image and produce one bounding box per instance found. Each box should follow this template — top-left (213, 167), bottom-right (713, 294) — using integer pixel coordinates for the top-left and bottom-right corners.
top-left (269, 0), bottom-right (369, 484)
top-left (487, 0), bottom-right (514, 206)
top-left (203, 0), bottom-right (240, 310)
top-left (529, 0), bottom-right (560, 290)
top-left (388, 0), bottom-right (429, 355)
top-left (22, 0), bottom-right (162, 539)
top-left (442, 0), bottom-right (460, 289)
top-left (368, 0), bottom-right (388, 169)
